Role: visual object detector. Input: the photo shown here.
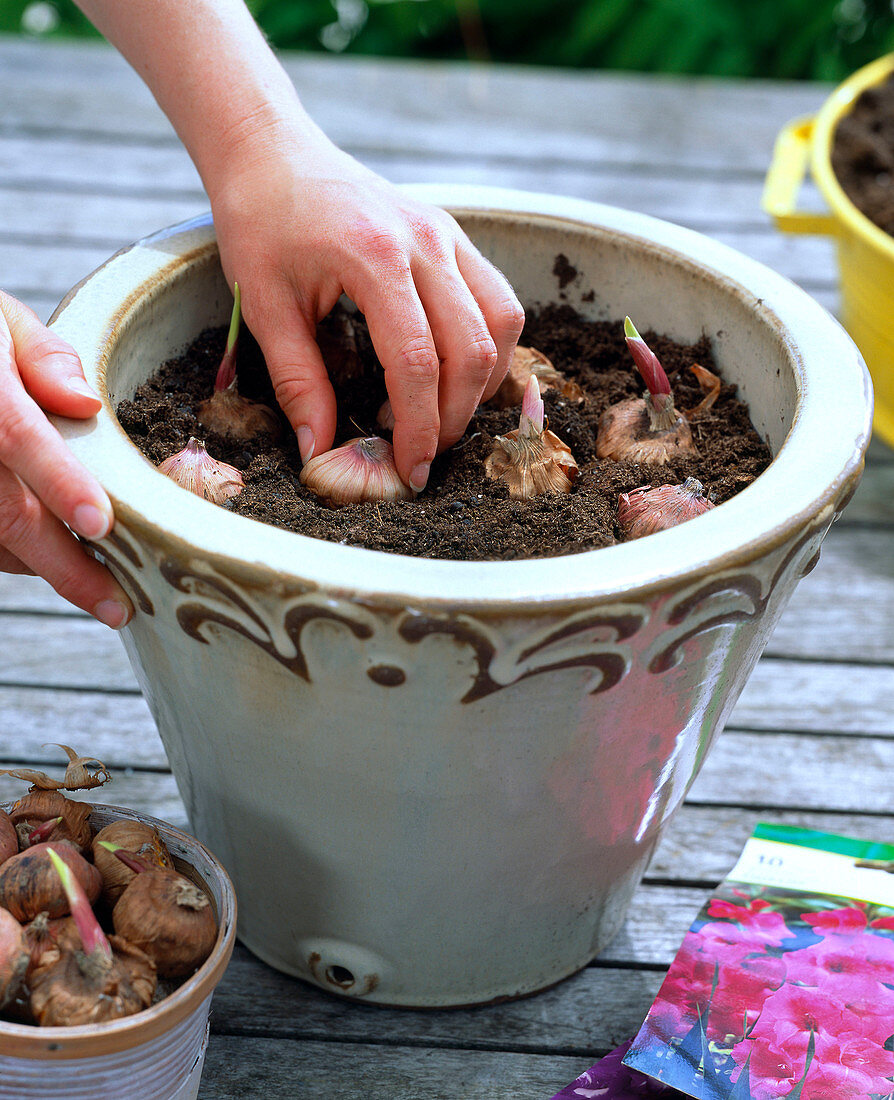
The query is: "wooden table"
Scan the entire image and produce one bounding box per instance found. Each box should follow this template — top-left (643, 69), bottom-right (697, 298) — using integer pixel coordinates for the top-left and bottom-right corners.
top-left (1, 36), bottom-right (891, 1098)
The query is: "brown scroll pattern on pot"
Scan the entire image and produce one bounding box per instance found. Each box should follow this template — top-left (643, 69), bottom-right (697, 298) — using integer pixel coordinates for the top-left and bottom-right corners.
top-left (397, 608), bottom-right (644, 703)
top-left (80, 526), bottom-right (155, 615)
top-left (160, 559), bottom-right (372, 680)
top-left (150, 555), bottom-right (650, 703)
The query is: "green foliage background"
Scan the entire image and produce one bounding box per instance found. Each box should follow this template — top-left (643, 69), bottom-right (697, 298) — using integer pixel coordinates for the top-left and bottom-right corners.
top-left (1, 0), bottom-right (893, 80)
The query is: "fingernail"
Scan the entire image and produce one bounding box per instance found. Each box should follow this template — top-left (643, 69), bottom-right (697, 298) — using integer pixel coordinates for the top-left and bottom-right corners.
top-left (409, 462), bottom-right (430, 493)
top-left (66, 377), bottom-right (101, 402)
top-left (72, 502), bottom-right (113, 540)
top-left (297, 425), bottom-right (315, 463)
top-left (93, 598), bottom-right (131, 630)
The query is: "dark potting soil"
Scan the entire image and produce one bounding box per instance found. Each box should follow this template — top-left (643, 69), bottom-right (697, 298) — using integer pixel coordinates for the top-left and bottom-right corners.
top-left (832, 72), bottom-right (894, 235)
top-left (116, 290), bottom-right (771, 561)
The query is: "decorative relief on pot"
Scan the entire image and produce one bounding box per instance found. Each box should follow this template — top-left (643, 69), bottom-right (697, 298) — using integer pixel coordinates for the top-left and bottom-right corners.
top-left (98, 509), bottom-right (827, 704)
top-left (85, 525), bottom-right (155, 615)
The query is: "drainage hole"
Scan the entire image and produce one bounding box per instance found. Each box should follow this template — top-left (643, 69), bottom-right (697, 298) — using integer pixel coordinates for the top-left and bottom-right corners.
top-left (326, 965), bottom-right (355, 987)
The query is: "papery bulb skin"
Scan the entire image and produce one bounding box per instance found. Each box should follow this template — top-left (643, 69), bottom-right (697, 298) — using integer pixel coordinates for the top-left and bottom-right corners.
top-left (489, 345), bottom-right (584, 409)
top-left (26, 846), bottom-right (157, 1026)
top-left (113, 868), bottom-right (218, 979)
top-left (618, 477), bottom-right (715, 541)
top-left (29, 933), bottom-right (156, 1026)
top-left (683, 363), bottom-right (722, 420)
top-left (485, 374), bottom-right (579, 498)
top-left (299, 436), bottom-right (416, 506)
top-left (196, 387), bottom-right (281, 443)
top-left (596, 399), bottom-right (696, 463)
top-left (9, 789), bottom-right (93, 853)
top-left (92, 821), bottom-right (174, 906)
top-left (158, 437), bottom-right (244, 505)
top-left (0, 808), bottom-right (16, 866)
top-left (0, 841), bottom-right (102, 921)
top-left (23, 912), bottom-right (78, 972)
top-left (597, 318), bottom-right (697, 463)
top-left (0, 908), bottom-right (29, 1009)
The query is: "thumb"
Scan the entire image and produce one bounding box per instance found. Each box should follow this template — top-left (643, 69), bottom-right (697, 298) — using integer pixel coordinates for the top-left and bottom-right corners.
top-left (0, 291), bottom-right (100, 417)
top-left (243, 285), bottom-right (337, 464)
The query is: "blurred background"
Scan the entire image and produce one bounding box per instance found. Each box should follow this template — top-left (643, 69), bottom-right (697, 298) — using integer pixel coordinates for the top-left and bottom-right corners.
top-left (1, 0), bottom-right (893, 80)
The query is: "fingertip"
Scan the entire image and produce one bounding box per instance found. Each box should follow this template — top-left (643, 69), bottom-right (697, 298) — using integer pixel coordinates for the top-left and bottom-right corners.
top-left (92, 596), bottom-right (133, 630)
top-left (60, 375), bottom-right (103, 417)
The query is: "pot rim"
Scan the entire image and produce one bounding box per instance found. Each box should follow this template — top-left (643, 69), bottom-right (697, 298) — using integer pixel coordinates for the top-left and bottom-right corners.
top-left (51, 186), bottom-right (872, 609)
top-left (0, 802), bottom-right (236, 1059)
top-left (809, 52), bottom-right (894, 261)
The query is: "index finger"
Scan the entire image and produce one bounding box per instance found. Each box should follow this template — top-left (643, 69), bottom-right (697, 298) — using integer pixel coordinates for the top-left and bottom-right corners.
top-left (345, 264), bottom-right (440, 493)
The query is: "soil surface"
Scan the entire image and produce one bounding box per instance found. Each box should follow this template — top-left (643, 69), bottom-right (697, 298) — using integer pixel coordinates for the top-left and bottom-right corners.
top-left (117, 290), bottom-right (771, 561)
top-left (832, 72), bottom-right (894, 235)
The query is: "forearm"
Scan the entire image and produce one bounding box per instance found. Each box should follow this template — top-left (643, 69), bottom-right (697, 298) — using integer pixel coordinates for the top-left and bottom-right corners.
top-left (74, 0), bottom-right (328, 195)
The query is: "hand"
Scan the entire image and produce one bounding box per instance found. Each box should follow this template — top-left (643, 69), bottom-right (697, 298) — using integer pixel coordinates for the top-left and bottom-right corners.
top-left (209, 130), bottom-right (525, 491)
top-left (0, 291), bottom-right (133, 628)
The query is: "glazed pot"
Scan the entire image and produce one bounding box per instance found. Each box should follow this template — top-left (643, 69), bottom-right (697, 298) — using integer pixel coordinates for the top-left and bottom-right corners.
top-left (763, 52), bottom-right (894, 447)
top-left (51, 186), bottom-right (871, 1007)
top-left (0, 803), bottom-right (236, 1099)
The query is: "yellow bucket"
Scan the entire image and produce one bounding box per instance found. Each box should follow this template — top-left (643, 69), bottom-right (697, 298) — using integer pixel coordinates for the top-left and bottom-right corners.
top-left (764, 54), bottom-right (894, 447)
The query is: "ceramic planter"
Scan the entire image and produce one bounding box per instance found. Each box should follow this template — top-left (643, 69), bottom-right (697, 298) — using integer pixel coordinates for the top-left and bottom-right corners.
top-left (764, 52), bottom-right (894, 447)
top-left (0, 803), bottom-right (236, 1099)
top-left (51, 186), bottom-right (871, 1007)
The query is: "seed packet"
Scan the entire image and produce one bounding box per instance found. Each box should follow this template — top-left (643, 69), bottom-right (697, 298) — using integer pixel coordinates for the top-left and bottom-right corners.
top-left (622, 824), bottom-right (894, 1099)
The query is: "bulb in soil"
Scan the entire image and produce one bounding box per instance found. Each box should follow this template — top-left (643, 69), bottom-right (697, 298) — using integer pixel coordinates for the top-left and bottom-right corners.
top-left (0, 841), bottom-right (102, 922)
top-left (9, 788), bottom-right (93, 853)
top-left (158, 437), bottom-right (244, 504)
top-left (617, 478), bottom-right (715, 540)
top-left (596, 317), bottom-right (697, 464)
top-left (28, 848), bottom-right (156, 1026)
top-left (93, 821), bottom-right (174, 906)
top-left (0, 908), bottom-right (29, 1010)
top-left (485, 374), bottom-right (579, 498)
top-left (489, 345), bottom-right (584, 409)
top-left (0, 808), bottom-right (17, 865)
top-left (299, 436), bottom-right (415, 506)
top-left (196, 283), bottom-right (280, 443)
top-left (197, 388), bottom-right (281, 443)
top-left (112, 862), bottom-right (217, 979)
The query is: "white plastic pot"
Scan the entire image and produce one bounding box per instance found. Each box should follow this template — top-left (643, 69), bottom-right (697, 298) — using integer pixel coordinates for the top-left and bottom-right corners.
top-left (51, 186), bottom-right (871, 1007)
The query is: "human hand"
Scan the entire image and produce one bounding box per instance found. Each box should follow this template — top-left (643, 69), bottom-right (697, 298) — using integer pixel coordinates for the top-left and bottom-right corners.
top-left (0, 291), bottom-right (133, 627)
top-left (209, 131), bottom-right (525, 491)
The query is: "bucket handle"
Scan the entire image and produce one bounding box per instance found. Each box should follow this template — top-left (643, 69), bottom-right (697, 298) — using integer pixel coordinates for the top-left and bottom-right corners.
top-left (762, 116), bottom-right (838, 236)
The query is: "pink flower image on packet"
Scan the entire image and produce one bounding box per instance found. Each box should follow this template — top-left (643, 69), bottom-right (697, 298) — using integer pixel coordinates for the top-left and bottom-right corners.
top-left (622, 824), bottom-right (894, 1099)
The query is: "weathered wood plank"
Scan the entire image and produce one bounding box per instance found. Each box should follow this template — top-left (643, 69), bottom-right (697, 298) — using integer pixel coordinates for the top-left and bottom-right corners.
top-left (198, 1035), bottom-right (588, 1100)
top-left (0, 184), bottom-right (839, 284)
top-left (0, 683), bottom-right (156, 763)
top-left (689, 730), bottom-right (894, 812)
top-left (0, 38), bottom-right (832, 175)
top-left (0, 614), bottom-right (138, 690)
top-left (765, 528), bottom-right (894, 662)
top-left (0, 137), bottom-right (825, 241)
top-left (731, 659), bottom-right (894, 733)
top-left (211, 945), bottom-right (659, 1055)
